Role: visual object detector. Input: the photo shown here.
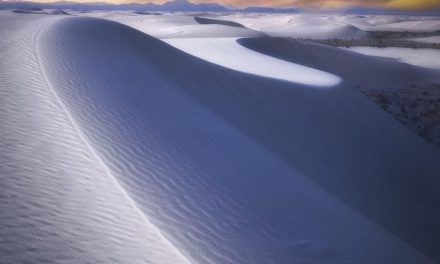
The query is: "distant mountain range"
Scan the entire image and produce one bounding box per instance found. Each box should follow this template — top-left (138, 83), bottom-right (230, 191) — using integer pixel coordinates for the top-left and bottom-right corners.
top-left (0, 0), bottom-right (298, 13)
top-left (0, 0), bottom-right (223, 12)
top-left (0, 0), bottom-right (438, 15)
top-left (0, 0), bottom-right (301, 13)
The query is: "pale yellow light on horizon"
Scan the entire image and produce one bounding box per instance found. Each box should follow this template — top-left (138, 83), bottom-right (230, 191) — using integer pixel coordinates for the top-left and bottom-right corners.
top-left (384, 0), bottom-right (440, 9)
top-left (22, 0), bottom-right (440, 10)
top-left (196, 0), bottom-right (440, 10)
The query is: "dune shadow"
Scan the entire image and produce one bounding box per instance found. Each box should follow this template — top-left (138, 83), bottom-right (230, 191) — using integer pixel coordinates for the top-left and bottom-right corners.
top-left (40, 16), bottom-right (440, 263)
top-left (237, 37), bottom-right (440, 87)
top-left (194, 16), bottom-right (246, 28)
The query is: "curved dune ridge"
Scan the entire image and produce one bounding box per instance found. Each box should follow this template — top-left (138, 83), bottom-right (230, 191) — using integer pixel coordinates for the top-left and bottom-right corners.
top-left (0, 13), bottom-right (190, 264)
top-left (194, 16), bottom-right (246, 28)
top-left (106, 13), bottom-right (265, 39)
top-left (164, 37), bottom-right (341, 87)
top-left (345, 47), bottom-right (440, 70)
top-left (237, 37), bottom-right (440, 86)
top-left (215, 14), bottom-right (370, 39)
top-left (2, 13), bottom-right (440, 263)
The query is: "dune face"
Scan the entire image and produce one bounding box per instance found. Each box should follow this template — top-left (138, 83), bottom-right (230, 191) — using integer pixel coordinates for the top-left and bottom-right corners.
top-left (238, 36), bottom-right (440, 260)
top-left (237, 37), bottom-right (440, 86)
top-left (237, 37), bottom-right (440, 147)
top-left (105, 13), bottom-right (265, 39)
top-left (345, 47), bottom-right (440, 70)
top-left (2, 11), bottom-right (440, 264)
top-left (194, 16), bottom-right (246, 28)
top-left (35, 16), bottom-right (440, 263)
top-left (213, 14), bottom-right (370, 39)
top-left (411, 36), bottom-right (440, 44)
top-left (0, 14), bottom-right (190, 264)
top-left (217, 13), bottom-right (440, 37)
top-left (164, 37), bottom-right (341, 87)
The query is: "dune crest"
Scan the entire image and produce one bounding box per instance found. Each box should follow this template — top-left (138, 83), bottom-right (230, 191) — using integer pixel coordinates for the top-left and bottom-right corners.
top-left (37, 16), bottom-right (440, 263)
top-left (2, 12), bottom-right (440, 263)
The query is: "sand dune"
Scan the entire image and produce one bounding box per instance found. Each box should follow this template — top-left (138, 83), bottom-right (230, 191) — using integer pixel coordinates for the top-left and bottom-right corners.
top-left (2, 11), bottom-right (440, 264)
top-left (195, 16), bottom-right (246, 28)
top-left (346, 46), bottom-right (440, 70)
top-left (215, 13), bottom-right (440, 38)
top-left (379, 19), bottom-right (440, 32)
top-left (164, 37), bottom-right (341, 86)
top-left (106, 13), bottom-right (264, 38)
top-left (329, 15), bottom-right (440, 32)
top-left (216, 14), bottom-right (370, 39)
top-left (238, 37), bottom-right (440, 86)
top-left (0, 13), bottom-right (189, 264)
top-left (411, 36), bottom-right (440, 44)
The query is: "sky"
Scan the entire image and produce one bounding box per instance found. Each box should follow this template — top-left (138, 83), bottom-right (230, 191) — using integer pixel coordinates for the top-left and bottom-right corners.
top-left (21, 0), bottom-right (440, 9)
top-left (197, 0), bottom-right (440, 9)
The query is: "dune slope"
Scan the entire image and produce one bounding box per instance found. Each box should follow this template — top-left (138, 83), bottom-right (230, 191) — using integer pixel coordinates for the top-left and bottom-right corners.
top-left (106, 13), bottom-right (264, 38)
top-left (37, 16), bottom-right (440, 263)
top-left (0, 13), bottom-right (190, 264)
top-left (164, 37), bottom-right (340, 87)
top-left (238, 37), bottom-right (440, 87)
top-left (2, 14), bottom-right (440, 263)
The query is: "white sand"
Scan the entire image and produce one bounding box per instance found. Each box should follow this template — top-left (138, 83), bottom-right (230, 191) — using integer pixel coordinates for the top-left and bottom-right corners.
top-left (346, 46), bottom-right (440, 69)
top-left (410, 36), bottom-right (440, 44)
top-left (164, 37), bottom-right (341, 87)
top-left (1, 11), bottom-right (440, 264)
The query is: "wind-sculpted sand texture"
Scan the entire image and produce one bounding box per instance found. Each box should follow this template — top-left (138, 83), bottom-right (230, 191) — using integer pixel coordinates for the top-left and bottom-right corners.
top-left (0, 13), bottom-right (190, 264)
top-left (2, 12), bottom-right (440, 264)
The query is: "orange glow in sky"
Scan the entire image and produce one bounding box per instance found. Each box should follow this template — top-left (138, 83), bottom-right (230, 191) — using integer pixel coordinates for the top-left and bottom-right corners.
top-left (28, 0), bottom-right (440, 9)
top-left (201, 0), bottom-right (440, 9)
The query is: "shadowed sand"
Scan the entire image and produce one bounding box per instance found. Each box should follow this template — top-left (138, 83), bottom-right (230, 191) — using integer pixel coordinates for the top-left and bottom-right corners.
top-left (1, 12), bottom-right (440, 263)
